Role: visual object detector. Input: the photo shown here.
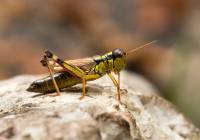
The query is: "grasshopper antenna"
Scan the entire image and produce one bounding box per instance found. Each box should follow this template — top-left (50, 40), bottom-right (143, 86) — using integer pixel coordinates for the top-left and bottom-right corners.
top-left (126, 40), bottom-right (157, 55)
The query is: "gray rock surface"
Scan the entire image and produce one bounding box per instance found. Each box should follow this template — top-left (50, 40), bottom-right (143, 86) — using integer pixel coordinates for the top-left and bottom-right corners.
top-left (0, 71), bottom-right (199, 140)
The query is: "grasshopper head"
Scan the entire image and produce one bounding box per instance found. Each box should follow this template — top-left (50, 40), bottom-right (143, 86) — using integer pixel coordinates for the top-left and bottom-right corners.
top-left (112, 48), bottom-right (126, 59)
top-left (112, 48), bottom-right (126, 73)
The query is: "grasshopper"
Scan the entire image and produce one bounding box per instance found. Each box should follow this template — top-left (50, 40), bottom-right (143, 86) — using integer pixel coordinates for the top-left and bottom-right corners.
top-left (27, 41), bottom-right (156, 102)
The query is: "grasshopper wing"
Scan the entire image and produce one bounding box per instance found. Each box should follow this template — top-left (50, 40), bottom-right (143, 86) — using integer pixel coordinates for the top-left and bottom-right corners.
top-left (65, 57), bottom-right (97, 71)
top-left (50, 57), bottom-right (97, 73)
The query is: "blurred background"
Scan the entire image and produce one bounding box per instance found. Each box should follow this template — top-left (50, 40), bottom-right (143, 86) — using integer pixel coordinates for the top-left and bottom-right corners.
top-left (0, 0), bottom-right (200, 127)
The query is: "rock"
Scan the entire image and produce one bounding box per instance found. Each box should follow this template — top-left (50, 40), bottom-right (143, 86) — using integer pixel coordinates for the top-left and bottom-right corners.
top-left (0, 71), bottom-right (199, 140)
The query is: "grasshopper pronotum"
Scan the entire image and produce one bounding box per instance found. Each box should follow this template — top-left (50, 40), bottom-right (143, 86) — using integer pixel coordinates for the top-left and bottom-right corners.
top-left (27, 41), bottom-right (156, 102)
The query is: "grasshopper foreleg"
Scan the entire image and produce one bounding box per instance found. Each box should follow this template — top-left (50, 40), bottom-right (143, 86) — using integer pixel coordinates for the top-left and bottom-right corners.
top-left (107, 72), bottom-right (121, 102)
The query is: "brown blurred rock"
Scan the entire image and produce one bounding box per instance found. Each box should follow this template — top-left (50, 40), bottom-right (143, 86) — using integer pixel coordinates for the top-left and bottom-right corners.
top-left (0, 71), bottom-right (199, 140)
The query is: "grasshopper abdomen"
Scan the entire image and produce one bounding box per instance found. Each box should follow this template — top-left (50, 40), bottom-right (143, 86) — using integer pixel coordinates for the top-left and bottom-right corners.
top-left (27, 72), bottom-right (81, 93)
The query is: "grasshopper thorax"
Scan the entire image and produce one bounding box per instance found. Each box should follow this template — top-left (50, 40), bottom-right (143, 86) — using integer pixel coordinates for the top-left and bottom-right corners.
top-left (93, 48), bottom-right (126, 74)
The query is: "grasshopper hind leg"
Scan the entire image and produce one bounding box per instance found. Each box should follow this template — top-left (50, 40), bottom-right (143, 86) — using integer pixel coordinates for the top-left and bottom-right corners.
top-left (47, 61), bottom-right (61, 96)
top-left (42, 55), bottom-right (61, 96)
top-left (44, 50), bottom-right (88, 100)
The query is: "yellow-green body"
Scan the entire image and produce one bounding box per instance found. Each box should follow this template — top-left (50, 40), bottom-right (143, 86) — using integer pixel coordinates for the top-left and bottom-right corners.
top-left (27, 49), bottom-right (126, 93)
top-left (90, 52), bottom-right (126, 75)
top-left (27, 41), bottom-right (155, 101)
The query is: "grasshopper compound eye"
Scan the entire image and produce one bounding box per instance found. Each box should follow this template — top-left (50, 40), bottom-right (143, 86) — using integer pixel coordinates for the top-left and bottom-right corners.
top-left (112, 48), bottom-right (125, 58)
